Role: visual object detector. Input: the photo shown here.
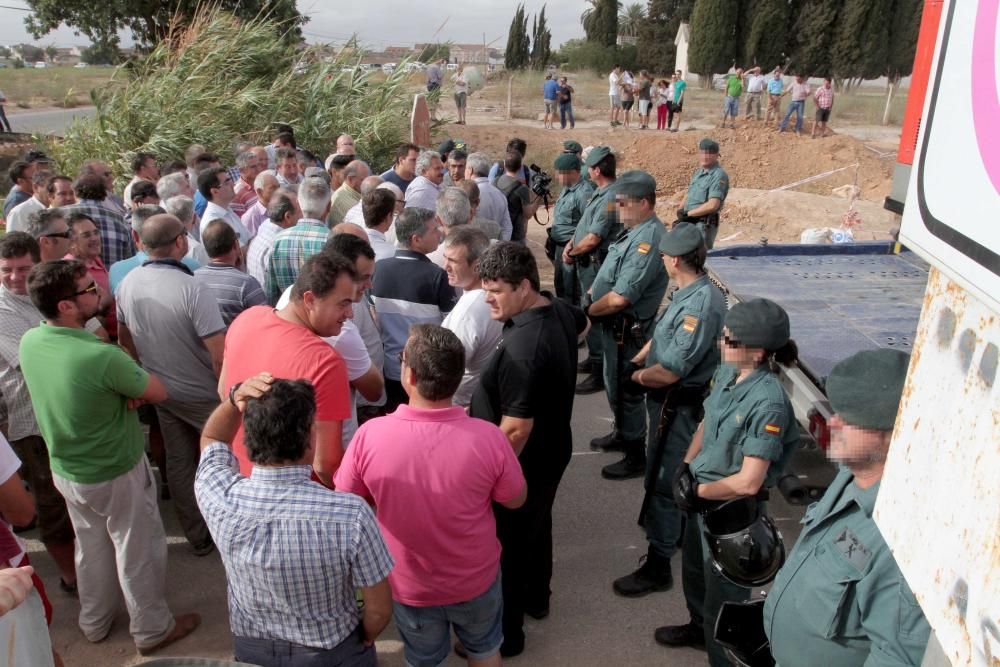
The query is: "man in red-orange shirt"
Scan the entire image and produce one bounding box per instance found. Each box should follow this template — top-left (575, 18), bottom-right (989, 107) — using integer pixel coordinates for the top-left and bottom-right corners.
top-left (219, 250), bottom-right (357, 487)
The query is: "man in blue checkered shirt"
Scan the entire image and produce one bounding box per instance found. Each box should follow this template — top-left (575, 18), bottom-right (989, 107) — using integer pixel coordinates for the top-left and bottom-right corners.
top-left (265, 177), bottom-right (331, 304)
top-left (195, 374), bottom-right (394, 666)
top-left (68, 172), bottom-right (136, 267)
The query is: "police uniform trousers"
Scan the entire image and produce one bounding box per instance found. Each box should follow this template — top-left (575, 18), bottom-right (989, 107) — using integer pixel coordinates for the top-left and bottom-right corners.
top-left (681, 510), bottom-right (754, 667)
top-left (577, 261), bottom-right (603, 365)
top-left (599, 318), bottom-right (653, 441)
top-left (696, 221), bottom-right (719, 251)
top-left (552, 243), bottom-right (579, 305)
top-left (643, 398), bottom-right (700, 559)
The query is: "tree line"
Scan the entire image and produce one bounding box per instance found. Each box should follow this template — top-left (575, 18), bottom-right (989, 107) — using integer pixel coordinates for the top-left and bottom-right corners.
top-left (505, 4), bottom-right (553, 70)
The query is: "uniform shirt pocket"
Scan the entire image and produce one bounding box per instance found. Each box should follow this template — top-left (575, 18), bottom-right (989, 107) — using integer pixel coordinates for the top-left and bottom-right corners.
top-left (796, 540), bottom-right (865, 640)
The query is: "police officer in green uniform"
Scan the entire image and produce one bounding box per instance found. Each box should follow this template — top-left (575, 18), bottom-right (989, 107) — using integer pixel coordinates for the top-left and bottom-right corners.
top-left (677, 138), bottom-right (729, 250)
top-left (563, 141), bottom-right (592, 186)
top-left (548, 153), bottom-right (595, 303)
top-left (764, 349), bottom-right (930, 666)
top-left (584, 171), bottom-right (668, 480)
top-left (563, 146), bottom-right (621, 394)
top-left (611, 223), bottom-right (726, 597)
top-left (661, 298), bottom-right (800, 666)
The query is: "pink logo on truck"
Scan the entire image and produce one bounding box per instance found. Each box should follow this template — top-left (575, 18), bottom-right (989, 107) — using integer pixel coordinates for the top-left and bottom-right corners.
top-left (972, 0), bottom-right (1000, 194)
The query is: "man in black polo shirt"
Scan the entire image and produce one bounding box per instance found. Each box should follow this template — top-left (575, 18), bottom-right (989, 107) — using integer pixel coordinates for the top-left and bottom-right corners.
top-left (469, 242), bottom-right (587, 658)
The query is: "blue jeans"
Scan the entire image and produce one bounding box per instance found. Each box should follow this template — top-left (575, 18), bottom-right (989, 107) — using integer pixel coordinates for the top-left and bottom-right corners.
top-left (780, 100), bottom-right (806, 132)
top-left (392, 573), bottom-right (503, 667)
top-left (723, 95), bottom-right (739, 117)
top-left (233, 626), bottom-right (375, 667)
top-left (560, 102), bottom-right (575, 128)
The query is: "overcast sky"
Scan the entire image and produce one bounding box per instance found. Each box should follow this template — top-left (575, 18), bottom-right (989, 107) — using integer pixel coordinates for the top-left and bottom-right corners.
top-left (0, 1), bottom-right (587, 50)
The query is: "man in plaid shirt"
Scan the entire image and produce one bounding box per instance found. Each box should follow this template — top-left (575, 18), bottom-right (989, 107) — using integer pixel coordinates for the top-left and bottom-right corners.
top-left (69, 172), bottom-right (136, 267)
top-left (812, 77), bottom-right (836, 139)
top-left (265, 177), bottom-right (331, 304)
top-left (196, 375), bottom-right (393, 666)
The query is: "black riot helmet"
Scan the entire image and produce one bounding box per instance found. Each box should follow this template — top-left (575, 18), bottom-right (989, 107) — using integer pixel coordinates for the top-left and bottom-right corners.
top-left (702, 496), bottom-right (785, 587)
top-left (714, 599), bottom-right (775, 667)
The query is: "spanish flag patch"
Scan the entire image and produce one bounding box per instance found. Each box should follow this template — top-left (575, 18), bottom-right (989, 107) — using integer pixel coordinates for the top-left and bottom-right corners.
top-left (764, 423), bottom-right (782, 435)
top-left (637, 242), bottom-right (651, 255)
top-left (682, 315), bottom-right (698, 332)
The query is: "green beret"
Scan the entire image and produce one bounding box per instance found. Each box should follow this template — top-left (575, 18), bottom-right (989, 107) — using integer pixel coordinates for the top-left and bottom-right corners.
top-left (698, 138), bottom-right (720, 153)
top-left (725, 298), bottom-right (790, 350)
top-left (826, 349), bottom-right (910, 431)
top-left (554, 153), bottom-right (581, 171)
top-left (562, 140), bottom-right (583, 154)
top-left (615, 170), bottom-right (656, 198)
top-left (584, 145), bottom-right (612, 167)
top-left (660, 222), bottom-right (704, 256)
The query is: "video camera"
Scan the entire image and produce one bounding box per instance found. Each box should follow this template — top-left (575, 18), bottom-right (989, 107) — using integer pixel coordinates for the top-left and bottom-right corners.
top-left (528, 163), bottom-right (553, 200)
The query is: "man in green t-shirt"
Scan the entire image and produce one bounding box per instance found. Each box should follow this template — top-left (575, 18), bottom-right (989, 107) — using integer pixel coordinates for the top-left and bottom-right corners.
top-left (722, 68), bottom-right (744, 129)
top-left (19, 259), bottom-right (201, 656)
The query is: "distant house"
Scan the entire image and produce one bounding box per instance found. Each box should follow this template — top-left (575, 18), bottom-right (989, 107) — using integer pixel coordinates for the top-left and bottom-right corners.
top-left (52, 47), bottom-right (82, 66)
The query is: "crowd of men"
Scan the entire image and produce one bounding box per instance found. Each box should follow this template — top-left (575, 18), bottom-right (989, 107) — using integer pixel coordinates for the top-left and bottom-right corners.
top-left (0, 122), bottom-right (930, 667)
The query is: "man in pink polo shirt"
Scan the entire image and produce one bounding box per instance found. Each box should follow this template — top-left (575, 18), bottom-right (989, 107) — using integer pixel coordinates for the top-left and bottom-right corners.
top-left (335, 324), bottom-right (526, 667)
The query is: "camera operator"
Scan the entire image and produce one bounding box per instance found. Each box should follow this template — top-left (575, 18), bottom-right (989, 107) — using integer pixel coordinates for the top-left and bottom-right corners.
top-left (488, 138), bottom-right (531, 184)
top-left (495, 151), bottom-right (540, 245)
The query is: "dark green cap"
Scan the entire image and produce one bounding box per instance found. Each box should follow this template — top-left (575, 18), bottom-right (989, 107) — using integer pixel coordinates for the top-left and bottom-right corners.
top-left (699, 138), bottom-right (720, 153)
top-left (725, 298), bottom-right (790, 350)
top-left (615, 170), bottom-right (656, 198)
top-left (826, 349), bottom-right (910, 431)
top-left (562, 140), bottom-right (583, 154)
top-left (659, 222), bottom-right (704, 256)
top-left (554, 153), bottom-right (581, 171)
top-left (584, 145), bottom-right (612, 167)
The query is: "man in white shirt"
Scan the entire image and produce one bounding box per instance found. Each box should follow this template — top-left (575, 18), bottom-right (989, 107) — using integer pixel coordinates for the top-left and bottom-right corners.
top-left (240, 171), bottom-right (280, 237)
top-left (465, 153), bottom-right (512, 241)
top-left (744, 66), bottom-right (766, 120)
top-left (274, 147), bottom-right (301, 189)
top-left (609, 64), bottom-right (622, 126)
top-left (403, 151), bottom-right (446, 211)
top-left (362, 188), bottom-right (399, 263)
top-left (276, 233), bottom-right (383, 444)
top-left (246, 191), bottom-right (301, 287)
top-left (427, 186), bottom-right (471, 268)
top-left (5, 170), bottom-right (51, 233)
top-left (197, 167), bottom-right (251, 248)
top-left (441, 227), bottom-right (503, 407)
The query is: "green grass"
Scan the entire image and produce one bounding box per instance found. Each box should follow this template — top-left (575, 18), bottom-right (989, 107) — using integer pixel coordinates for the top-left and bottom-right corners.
top-left (0, 66), bottom-right (117, 108)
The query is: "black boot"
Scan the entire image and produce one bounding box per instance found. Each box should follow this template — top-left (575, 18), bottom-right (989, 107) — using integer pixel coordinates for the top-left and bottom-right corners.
top-left (612, 548), bottom-right (672, 597)
top-left (589, 430), bottom-right (626, 451)
top-left (575, 374), bottom-right (604, 394)
top-left (601, 440), bottom-right (646, 480)
top-left (577, 358), bottom-right (599, 374)
top-left (654, 622), bottom-right (706, 650)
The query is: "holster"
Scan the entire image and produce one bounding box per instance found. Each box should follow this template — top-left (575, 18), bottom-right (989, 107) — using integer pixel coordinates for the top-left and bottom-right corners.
top-left (544, 228), bottom-right (557, 262)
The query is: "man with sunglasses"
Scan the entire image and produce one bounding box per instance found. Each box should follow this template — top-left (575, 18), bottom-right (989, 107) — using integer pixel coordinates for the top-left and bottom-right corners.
top-left (610, 223), bottom-right (725, 598)
top-left (585, 171), bottom-right (668, 481)
top-left (20, 259), bottom-right (201, 656)
top-left (198, 167), bottom-right (251, 250)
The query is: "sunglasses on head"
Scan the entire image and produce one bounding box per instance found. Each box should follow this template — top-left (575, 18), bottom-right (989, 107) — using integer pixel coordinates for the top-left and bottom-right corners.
top-left (43, 230), bottom-right (72, 240)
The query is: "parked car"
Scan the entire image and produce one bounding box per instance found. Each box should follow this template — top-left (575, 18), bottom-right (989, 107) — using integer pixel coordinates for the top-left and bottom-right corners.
top-left (382, 63), bottom-right (397, 73)
top-left (74, 62), bottom-right (88, 68)
top-left (34, 62), bottom-right (47, 69)
top-left (446, 63), bottom-right (458, 71)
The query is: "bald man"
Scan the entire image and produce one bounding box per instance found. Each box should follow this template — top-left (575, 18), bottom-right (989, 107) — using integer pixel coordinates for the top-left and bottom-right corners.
top-left (332, 222), bottom-right (368, 240)
top-left (116, 214), bottom-right (226, 555)
top-left (328, 160), bottom-right (370, 226)
top-left (337, 135), bottom-right (356, 157)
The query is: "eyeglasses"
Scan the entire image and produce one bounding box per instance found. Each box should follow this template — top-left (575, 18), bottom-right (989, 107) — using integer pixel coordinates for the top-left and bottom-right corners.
top-left (723, 335), bottom-right (742, 348)
top-left (43, 231), bottom-right (72, 240)
top-left (69, 281), bottom-right (98, 298)
top-left (397, 352), bottom-right (407, 365)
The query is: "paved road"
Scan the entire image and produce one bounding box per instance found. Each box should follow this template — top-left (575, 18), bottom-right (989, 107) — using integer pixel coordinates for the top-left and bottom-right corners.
top-left (4, 106), bottom-right (96, 136)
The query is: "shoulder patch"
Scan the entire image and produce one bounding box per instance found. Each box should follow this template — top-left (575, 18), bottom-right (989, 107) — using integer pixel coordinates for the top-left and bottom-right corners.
top-left (764, 423), bottom-right (782, 435)
top-left (682, 314), bottom-right (698, 332)
top-left (637, 242), bottom-right (651, 255)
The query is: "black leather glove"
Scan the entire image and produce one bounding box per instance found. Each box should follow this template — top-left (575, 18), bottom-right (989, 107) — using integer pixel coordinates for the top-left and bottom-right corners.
top-left (675, 208), bottom-right (697, 223)
top-left (672, 463), bottom-right (700, 513)
top-left (622, 361), bottom-right (648, 396)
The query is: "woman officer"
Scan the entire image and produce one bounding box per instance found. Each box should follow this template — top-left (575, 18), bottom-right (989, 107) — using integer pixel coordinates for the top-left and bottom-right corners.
top-left (655, 298), bottom-right (800, 666)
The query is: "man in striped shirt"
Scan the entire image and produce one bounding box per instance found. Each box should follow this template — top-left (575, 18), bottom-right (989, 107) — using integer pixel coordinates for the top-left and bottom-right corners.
top-left (194, 220), bottom-right (266, 327)
top-left (265, 177), bottom-right (331, 304)
top-left (812, 77), bottom-right (836, 139)
top-left (246, 191), bottom-right (301, 288)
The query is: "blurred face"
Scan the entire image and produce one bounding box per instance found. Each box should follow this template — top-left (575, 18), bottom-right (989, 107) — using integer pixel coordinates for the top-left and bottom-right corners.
top-left (556, 169), bottom-right (580, 187)
top-left (482, 278), bottom-right (530, 322)
top-left (699, 150), bottom-right (718, 170)
top-left (720, 327), bottom-right (764, 368)
top-left (615, 195), bottom-right (651, 227)
top-left (258, 176), bottom-right (280, 205)
top-left (0, 254), bottom-right (35, 294)
top-left (337, 136), bottom-right (356, 155)
top-left (303, 274), bottom-right (357, 337)
top-left (240, 155), bottom-right (260, 182)
top-left (828, 414), bottom-right (891, 466)
top-left (398, 149), bottom-right (419, 179)
top-left (277, 157), bottom-right (298, 182)
top-left (251, 146), bottom-right (268, 167)
top-left (50, 179), bottom-right (76, 207)
top-left (443, 243), bottom-right (477, 289)
top-left (424, 157), bottom-right (445, 185)
top-left (448, 158), bottom-right (466, 183)
top-left (353, 256), bottom-right (375, 292)
top-left (138, 158), bottom-right (160, 182)
top-left (70, 219), bottom-right (102, 261)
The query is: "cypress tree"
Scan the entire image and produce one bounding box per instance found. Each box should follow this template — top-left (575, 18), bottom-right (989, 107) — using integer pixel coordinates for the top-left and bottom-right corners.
top-left (531, 6), bottom-right (553, 71)
top-left (505, 4), bottom-right (531, 70)
top-left (688, 0), bottom-right (740, 81)
top-left (832, 0), bottom-right (892, 82)
top-left (789, 0), bottom-right (841, 76)
top-left (885, 0), bottom-right (922, 81)
top-left (741, 0), bottom-right (794, 70)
